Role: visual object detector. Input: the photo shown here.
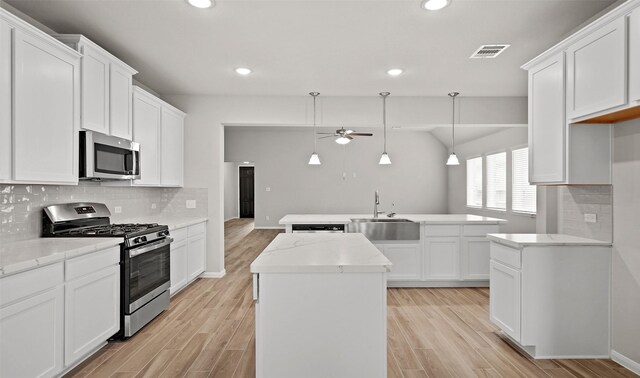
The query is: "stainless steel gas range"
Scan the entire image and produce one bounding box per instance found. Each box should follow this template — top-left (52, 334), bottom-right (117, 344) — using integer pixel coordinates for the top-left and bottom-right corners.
top-left (42, 202), bottom-right (172, 339)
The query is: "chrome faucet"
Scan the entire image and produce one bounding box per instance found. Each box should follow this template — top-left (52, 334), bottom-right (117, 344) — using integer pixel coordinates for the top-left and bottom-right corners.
top-left (373, 190), bottom-right (384, 218)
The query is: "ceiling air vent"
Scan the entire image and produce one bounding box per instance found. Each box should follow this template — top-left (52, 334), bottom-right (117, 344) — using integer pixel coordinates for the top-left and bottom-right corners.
top-left (470, 44), bottom-right (510, 59)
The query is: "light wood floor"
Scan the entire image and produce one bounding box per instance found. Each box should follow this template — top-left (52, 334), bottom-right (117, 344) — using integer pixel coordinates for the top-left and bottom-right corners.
top-left (66, 218), bottom-right (637, 378)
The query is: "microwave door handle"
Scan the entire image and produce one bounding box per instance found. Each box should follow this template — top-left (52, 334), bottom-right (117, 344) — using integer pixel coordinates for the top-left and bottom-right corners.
top-left (133, 150), bottom-right (138, 176)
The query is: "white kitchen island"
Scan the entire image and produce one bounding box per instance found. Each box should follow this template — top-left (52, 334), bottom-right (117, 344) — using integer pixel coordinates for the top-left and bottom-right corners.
top-left (250, 233), bottom-right (391, 378)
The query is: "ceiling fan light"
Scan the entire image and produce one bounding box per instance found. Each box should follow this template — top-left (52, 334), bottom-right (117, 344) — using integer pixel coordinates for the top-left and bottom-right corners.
top-left (446, 153), bottom-right (460, 166)
top-left (308, 152), bottom-right (321, 165)
top-left (379, 152), bottom-right (392, 165)
top-left (421, 0), bottom-right (450, 11)
top-left (336, 136), bottom-right (351, 145)
top-left (187, 0), bottom-right (213, 9)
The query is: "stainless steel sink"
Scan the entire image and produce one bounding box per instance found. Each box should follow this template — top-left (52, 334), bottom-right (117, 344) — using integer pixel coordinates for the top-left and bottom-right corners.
top-left (350, 218), bottom-right (413, 223)
top-left (348, 218), bottom-right (420, 241)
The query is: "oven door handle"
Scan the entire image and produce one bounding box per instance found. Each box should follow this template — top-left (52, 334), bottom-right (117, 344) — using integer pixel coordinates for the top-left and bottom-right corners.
top-left (129, 237), bottom-right (174, 257)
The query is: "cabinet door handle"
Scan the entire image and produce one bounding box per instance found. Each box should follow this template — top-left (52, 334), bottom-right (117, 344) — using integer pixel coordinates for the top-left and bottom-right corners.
top-left (252, 274), bottom-right (259, 301)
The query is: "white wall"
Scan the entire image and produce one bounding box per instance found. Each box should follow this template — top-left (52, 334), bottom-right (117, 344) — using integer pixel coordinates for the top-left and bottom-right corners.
top-left (223, 162), bottom-right (238, 221)
top-left (225, 128), bottom-right (448, 227)
top-left (164, 94), bottom-right (526, 275)
top-left (611, 119), bottom-right (640, 367)
top-left (447, 127), bottom-right (536, 233)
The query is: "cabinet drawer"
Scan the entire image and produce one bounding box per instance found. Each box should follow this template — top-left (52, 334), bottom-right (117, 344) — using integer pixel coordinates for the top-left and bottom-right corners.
top-left (0, 262), bottom-right (64, 307)
top-left (463, 225), bottom-right (499, 237)
top-left (188, 222), bottom-right (206, 237)
top-left (66, 246), bottom-right (120, 281)
top-left (423, 225), bottom-right (460, 237)
top-left (171, 227), bottom-right (188, 244)
top-left (490, 243), bottom-right (521, 269)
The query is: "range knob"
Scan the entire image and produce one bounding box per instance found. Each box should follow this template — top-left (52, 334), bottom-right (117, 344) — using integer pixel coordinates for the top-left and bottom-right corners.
top-left (160, 230), bottom-right (170, 236)
top-left (133, 236), bottom-right (148, 244)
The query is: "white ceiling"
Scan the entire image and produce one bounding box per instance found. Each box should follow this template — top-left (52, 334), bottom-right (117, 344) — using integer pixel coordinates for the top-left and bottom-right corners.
top-left (5, 0), bottom-right (616, 97)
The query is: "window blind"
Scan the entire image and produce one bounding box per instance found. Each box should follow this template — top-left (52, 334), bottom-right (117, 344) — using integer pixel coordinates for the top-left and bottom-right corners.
top-left (486, 152), bottom-right (506, 210)
top-left (512, 147), bottom-right (537, 213)
top-left (466, 157), bottom-right (483, 207)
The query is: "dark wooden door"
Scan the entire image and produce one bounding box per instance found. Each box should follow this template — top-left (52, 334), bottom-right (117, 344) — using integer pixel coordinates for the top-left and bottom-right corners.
top-left (239, 167), bottom-right (255, 218)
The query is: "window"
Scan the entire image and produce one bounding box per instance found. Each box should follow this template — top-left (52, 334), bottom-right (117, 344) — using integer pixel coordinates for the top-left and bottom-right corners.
top-left (466, 157), bottom-right (483, 207)
top-left (512, 147), bottom-right (537, 213)
top-left (486, 152), bottom-right (507, 210)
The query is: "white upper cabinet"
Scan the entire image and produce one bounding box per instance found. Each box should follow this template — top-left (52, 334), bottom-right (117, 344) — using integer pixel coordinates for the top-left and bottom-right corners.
top-left (109, 63), bottom-right (134, 139)
top-left (160, 107), bottom-right (185, 187)
top-left (566, 16), bottom-right (627, 120)
top-left (630, 8), bottom-right (640, 103)
top-left (133, 87), bottom-right (162, 186)
top-left (12, 26), bottom-right (80, 184)
top-left (0, 17), bottom-right (11, 181)
top-left (56, 35), bottom-right (137, 140)
top-left (2, 9), bottom-right (82, 185)
top-left (528, 53), bottom-right (566, 184)
top-left (78, 42), bottom-right (110, 134)
top-left (132, 86), bottom-right (185, 187)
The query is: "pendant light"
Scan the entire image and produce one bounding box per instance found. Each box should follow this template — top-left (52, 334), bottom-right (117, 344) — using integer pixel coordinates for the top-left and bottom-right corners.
top-left (379, 92), bottom-right (392, 165)
top-left (446, 92), bottom-right (460, 166)
top-left (308, 92), bottom-right (321, 165)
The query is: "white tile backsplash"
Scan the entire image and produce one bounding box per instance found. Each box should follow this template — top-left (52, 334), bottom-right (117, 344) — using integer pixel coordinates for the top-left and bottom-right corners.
top-left (558, 186), bottom-right (613, 242)
top-left (0, 183), bottom-right (208, 243)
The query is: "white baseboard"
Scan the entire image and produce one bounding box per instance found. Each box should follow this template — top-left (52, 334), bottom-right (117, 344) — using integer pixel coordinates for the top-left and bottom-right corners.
top-left (253, 226), bottom-right (285, 230)
top-left (387, 280), bottom-right (489, 288)
top-left (200, 269), bottom-right (226, 278)
top-left (611, 350), bottom-right (640, 375)
top-left (224, 217), bottom-right (238, 222)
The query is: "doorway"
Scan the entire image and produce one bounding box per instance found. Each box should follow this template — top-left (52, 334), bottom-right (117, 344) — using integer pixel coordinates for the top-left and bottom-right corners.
top-left (239, 166), bottom-right (255, 218)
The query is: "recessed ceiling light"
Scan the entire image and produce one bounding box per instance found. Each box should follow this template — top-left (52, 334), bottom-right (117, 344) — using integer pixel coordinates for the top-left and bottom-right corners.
top-left (235, 67), bottom-right (252, 75)
top-left (187, 0), bottom-right (213, 9)
top-left (421, 0), bottom-right (451, 11)
top-left (387, 68), bottom-right (403, 76)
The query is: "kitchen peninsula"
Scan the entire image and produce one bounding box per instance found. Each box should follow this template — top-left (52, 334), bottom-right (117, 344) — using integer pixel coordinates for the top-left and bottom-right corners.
top-left (250, 233), bottom-right (391, 378)
top-left (280, 214), bottom-right (506, 287)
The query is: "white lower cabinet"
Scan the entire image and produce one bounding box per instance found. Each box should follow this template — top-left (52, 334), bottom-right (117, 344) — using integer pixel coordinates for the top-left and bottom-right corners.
top-left (187, 233), bottom-right (206, 281)
top-left (373, 224), bottom-right (499, 285)
top-left (64, 264), bottom-right (119, 366)
top-left (489, 260), bottom-right (521, 341)
top-left (0, 262), bottom-right (65, 378)
top-left (423, 237), bottom-right (460, 280)
top-left (170, 237), bottom-right (189, 295)
top-left (373, 243), bottom-right (421, 281)
top-left (170, 222), bottom-right (207, 295)
top-left (0, 246), bottom-right (120, 377)
top-left (461, 237), bottom-right (491, 280)
top-left (489, 241), bottom-right (611, 358)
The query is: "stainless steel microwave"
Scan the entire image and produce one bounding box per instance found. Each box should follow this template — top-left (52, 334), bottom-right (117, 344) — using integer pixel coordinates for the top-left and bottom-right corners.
top-left (80, 131), bottom-right (140, 180)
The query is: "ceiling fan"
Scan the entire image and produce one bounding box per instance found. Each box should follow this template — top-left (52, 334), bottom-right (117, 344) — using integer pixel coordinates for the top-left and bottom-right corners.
top-left (318, 127), bottom-right (373, 145)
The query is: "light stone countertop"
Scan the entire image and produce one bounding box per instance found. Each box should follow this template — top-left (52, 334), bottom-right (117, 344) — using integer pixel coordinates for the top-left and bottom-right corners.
top-left (0, 216), bottom-right (208, 278)
top-left (250, 233), bottom-right (392, 274)
top-left (487, 233), bottom-right (612, 249)
top-left (119, 216), bottom-right (208, 231)
top-left (279, 214), bottom-right (506, 225)
top-left (0, 237), bottom-right (122, 277)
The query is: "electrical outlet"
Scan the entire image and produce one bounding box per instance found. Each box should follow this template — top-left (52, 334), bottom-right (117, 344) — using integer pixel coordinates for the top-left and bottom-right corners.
top-left (114, 206), bottom-right (122, 214)
top-left (266, 215), bottom-right (270, 221)
top-left (151, 203), bottom-right (157, 209)
top-left (584, 213), bottom-right (597, 223)
top-left (186, 200), bottom-right (196, 209)
top-left (265, 187), bottom-right (271, 192)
